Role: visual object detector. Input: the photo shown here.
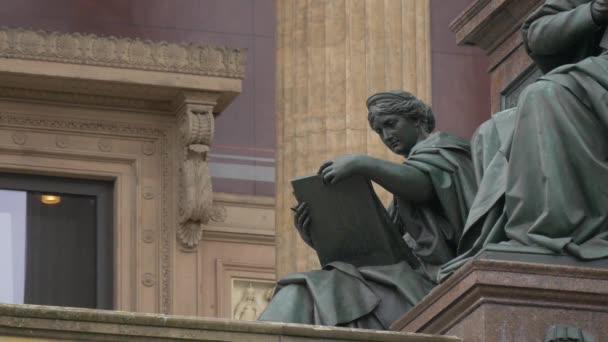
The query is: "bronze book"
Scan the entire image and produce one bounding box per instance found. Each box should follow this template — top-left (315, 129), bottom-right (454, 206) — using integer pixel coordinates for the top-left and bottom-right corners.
top-left (291, 174), bottom-right (419, 268)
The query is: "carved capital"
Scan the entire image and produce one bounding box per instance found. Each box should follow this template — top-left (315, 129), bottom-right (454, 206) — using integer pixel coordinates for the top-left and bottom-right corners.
top-left (177, 104), bottom-right (216, 250)
top-left (179, 106), bottom-right (214, 147)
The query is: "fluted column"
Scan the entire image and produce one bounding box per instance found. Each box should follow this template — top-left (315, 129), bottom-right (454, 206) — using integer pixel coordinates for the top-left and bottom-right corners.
top-left (275, 0), bottom-right (431, 277)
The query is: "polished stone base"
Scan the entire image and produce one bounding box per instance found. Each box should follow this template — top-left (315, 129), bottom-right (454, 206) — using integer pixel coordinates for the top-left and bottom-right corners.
top-left (391, 250), bottom-right (608, 341)
top-left (0, 303), bottom-right (458, 342)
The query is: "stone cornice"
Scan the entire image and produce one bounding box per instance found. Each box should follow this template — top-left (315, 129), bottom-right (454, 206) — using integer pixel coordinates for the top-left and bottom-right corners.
top-left (0, 27), bottom-right (246, 79)
top-left (449, 0), bottom-right (542, 53)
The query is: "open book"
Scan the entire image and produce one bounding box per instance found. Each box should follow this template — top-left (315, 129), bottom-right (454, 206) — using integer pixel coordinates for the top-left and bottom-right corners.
top-left (291, 174), bottom-right (419, 268)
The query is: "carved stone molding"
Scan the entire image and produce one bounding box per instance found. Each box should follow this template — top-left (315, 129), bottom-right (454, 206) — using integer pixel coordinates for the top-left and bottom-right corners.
top-left (0, 27), bottom-right (245, 79)
top-left (11, 131), bottom-right (26, 145)
top-left (142, 273), bottom-right (155, 287)
top-left (142, 141), bottom-right (155, 156)
top-left (177, 104), bottom-right (215, 250)
top-left (55, 135), bottom-right (69, 148)
top-left (142, 229), bottom-right (155, 244)
top-left (97, 138), bottom-right (112, 152)
top-left (143, 186), bottom-right (155, 200)
top-left (0, 111), bottom-right (172, 314)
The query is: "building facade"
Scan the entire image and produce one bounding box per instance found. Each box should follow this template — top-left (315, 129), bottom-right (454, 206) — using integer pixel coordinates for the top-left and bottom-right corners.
top-left (0, 0), bottom-right (490, 321)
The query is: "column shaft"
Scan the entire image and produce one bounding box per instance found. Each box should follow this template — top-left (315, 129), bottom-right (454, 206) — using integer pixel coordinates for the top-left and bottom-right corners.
top-left (275, 0), bottom-right (431, 277)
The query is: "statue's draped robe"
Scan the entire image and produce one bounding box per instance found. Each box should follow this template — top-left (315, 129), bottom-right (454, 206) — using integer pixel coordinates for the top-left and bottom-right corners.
top-left (259, 132), bottom-right (476, 329)
top-left (441, 0), bottom-right (608, 279)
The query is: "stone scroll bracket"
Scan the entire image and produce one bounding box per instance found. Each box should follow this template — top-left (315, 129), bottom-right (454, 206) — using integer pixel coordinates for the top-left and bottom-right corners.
top-left (175, 92), bottom-right (226, 251)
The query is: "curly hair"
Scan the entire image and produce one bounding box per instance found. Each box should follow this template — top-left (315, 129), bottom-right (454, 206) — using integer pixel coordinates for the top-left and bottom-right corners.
top-left (366, 90), bottom-right (435, 133)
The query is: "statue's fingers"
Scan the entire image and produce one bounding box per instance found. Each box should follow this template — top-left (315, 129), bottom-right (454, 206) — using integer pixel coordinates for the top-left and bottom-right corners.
top-left (296, 208), bottom-right (308, 227)
top-left (321, 166), bottom-right (333, 176)
top-left (296, 201), bottom-right (308, 215)
top-left (301, 205), bottom-right (310, 220)
top-left (330, 171), bottom-right (345, 184)
top-left (321, 168), bottom-right (335, 185)
top-left (323, 171), bottom-right (335, 184)
top-left (318, 160), bottom-right (333, 174)
top-left (303, 216), bottom-right (311, 229)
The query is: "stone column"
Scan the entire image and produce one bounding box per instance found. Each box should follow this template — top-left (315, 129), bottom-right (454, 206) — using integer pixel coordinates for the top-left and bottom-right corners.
top-left (275, 0), bottom-right (432, 277)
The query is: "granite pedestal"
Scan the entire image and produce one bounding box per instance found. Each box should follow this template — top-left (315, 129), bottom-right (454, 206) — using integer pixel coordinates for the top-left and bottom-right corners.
top-left (392, 247), bottom-right (608, 341)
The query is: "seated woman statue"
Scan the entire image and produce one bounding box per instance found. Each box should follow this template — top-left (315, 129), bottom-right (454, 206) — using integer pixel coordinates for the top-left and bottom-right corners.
top-left (258, 90), bottom-right (476, 329)
top-left (441, 0), bottom-right (608, 278)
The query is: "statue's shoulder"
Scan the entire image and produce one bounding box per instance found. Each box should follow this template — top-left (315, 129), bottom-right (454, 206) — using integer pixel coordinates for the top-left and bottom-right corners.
top-left (412, 132), bottom-right (471, 156)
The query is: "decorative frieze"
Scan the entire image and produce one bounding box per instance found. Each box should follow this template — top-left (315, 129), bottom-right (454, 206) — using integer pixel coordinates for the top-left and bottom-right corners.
top-left (0, 27), bottom-right (246, 79)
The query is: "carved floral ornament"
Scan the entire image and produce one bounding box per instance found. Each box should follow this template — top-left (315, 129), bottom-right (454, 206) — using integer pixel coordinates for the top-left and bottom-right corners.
top-left (0, 27), bottom-right (246, 79)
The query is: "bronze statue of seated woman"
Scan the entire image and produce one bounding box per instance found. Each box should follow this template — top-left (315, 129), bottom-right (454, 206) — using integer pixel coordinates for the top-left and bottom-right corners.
top-left (259, 90), bottom-right (476, 329)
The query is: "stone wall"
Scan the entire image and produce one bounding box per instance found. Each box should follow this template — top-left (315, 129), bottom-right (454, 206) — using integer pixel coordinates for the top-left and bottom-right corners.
top-left (0, 0), bottom-right (276, 197)
top-left (0, 27), bottom-right (274, 319)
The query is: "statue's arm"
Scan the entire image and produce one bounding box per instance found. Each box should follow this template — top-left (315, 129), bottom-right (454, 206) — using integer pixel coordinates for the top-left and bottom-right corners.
top-left (319, 154), bottom-right (433, 202)
top-left (357, 156), bottom-right (433, 204)
top-left (524, 1), bottom-right (602, 56)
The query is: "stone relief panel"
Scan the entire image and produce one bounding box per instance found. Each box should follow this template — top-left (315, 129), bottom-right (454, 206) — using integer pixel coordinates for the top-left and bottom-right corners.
top-left (231, 279), bottom-right (275, 321)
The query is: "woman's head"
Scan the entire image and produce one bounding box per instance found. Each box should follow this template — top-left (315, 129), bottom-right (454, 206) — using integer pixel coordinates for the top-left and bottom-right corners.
top-left (366, 91), bottom-right (435, 156)
top-left (366, 90), bottom-right (435, 133)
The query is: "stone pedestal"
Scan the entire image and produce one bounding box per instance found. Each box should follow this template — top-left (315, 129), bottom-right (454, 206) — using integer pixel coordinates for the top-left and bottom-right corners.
top-left (450, 0), bottom-right (543, 112)
top-left (275, 0), bottom-right (432, 277)
top-left (391, 257), bottom-right (608, 341)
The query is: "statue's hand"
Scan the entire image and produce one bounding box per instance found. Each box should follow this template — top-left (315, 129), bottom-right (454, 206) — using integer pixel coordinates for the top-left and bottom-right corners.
top-left (318, 154), bottom-right (367, 184)
top-left (592, 0), bottom-right (608, 24)
top-left (292, 201), bottom-right (313, 247)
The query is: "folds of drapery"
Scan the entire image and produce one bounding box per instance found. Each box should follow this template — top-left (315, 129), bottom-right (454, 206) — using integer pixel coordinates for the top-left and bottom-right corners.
top-left (440, 54), bottom-right (608, 280)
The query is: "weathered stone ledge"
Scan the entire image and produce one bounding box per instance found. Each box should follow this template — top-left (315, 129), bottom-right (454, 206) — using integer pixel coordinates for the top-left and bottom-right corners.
top-left (0, 303), bottom-right (460, 341)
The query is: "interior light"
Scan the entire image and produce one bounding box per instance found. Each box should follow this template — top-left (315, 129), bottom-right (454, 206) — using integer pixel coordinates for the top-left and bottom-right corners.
top-left (41, 195), bottom-right (61, 205)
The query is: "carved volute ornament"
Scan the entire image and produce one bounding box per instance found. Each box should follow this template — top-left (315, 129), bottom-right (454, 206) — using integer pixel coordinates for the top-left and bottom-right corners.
top-left (176, 102), bottom-right (215, 250)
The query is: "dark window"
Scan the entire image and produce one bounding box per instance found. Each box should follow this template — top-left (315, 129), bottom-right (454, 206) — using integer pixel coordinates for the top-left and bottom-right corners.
top-left (0, 173), bottom-right (113, 309)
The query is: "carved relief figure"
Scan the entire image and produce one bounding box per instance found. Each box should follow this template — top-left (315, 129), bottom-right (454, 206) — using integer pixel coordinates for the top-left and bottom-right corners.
top-left (233, 284), bottom-right (261, 320)
top-left (441, 0), bottom-right (608, 278)
top-left (259, 91), bottom-right (476, 329)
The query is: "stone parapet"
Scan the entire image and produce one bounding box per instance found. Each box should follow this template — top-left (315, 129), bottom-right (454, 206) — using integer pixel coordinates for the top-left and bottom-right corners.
top-left (0, 303), bottom-right (460, 342)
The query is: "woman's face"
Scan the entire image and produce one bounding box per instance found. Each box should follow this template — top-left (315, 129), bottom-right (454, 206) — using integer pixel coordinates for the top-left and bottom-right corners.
top-left (371, 113), bottom-right (420, 156)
